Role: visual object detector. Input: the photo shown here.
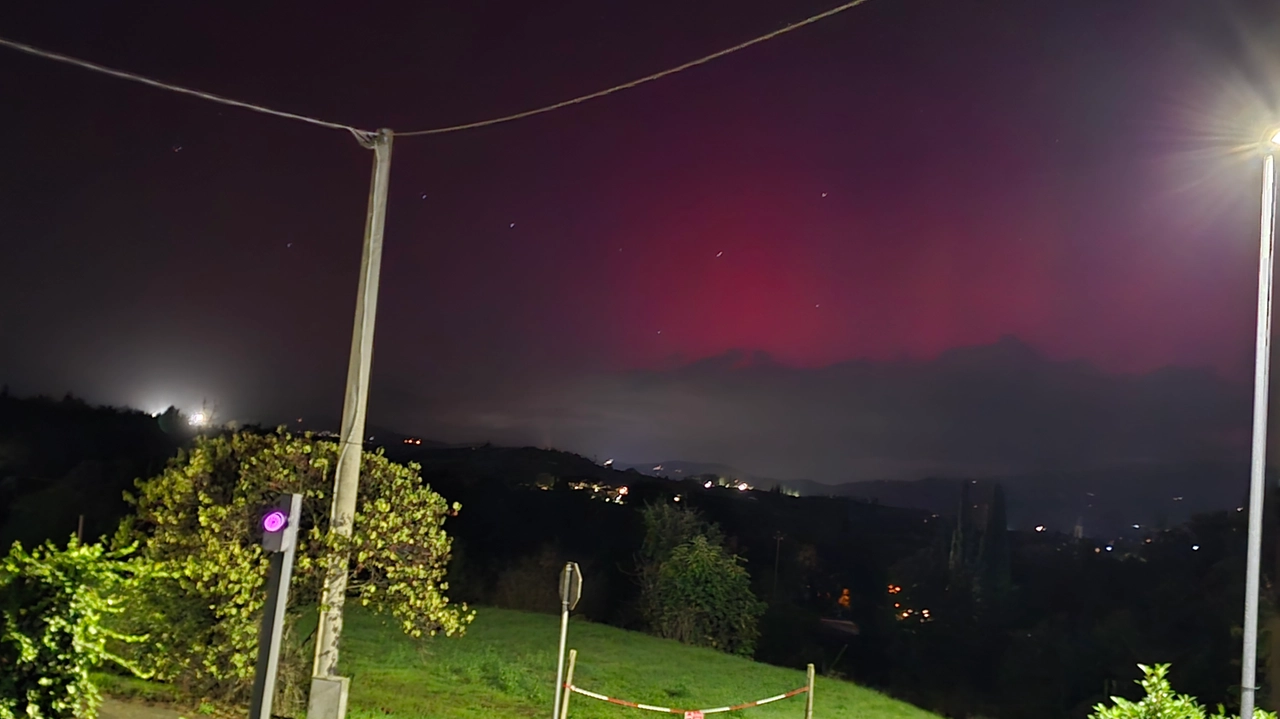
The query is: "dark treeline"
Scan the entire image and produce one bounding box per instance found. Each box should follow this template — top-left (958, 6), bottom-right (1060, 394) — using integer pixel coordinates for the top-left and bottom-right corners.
top-left (0, 391), bottom-right (189, 548)
top-left (2, 393), bottom-right (1277, 719)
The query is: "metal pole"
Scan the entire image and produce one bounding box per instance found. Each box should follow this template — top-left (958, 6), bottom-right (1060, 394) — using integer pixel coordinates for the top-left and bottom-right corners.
top-left (310, 129), bottom-right (394, 699)
top-left (250, 494), bottom-right (302, 719)
top-left (559, 649), bottom-right (577, 719)
top-left (805, 663), bottom-right (815, 719)
top-left (552, 566), bottom-right (572, 719)
top-left (1242, 151), bottom-right (1277, 719)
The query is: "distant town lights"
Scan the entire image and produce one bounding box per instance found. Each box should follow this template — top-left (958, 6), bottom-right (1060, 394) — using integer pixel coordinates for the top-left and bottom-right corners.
top-left (1034, 525), bottom-right (1045, 533)
top-left (704, 481), bottom-right (713, 488)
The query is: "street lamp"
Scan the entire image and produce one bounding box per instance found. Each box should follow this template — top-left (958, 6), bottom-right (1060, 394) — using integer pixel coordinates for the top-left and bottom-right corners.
top-left (1240, 127), bottom-right (1279, 719)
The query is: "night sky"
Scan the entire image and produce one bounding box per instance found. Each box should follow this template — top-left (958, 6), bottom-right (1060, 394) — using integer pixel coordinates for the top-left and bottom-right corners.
top-left (2, 0), bottom-right (1279, 481)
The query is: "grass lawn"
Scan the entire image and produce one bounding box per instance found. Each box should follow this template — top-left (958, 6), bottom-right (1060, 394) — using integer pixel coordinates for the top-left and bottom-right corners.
top-left (339, 607), bottom-right (938, 719)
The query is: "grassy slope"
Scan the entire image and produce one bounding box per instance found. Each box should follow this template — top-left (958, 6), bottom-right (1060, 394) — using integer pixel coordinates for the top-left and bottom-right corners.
top-left (341, 607), bottom-right (936, 719)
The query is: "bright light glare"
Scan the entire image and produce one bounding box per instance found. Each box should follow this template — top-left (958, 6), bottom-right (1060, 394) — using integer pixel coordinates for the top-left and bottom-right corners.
top-left (1270, 128), bottom-right (1280, 146)
top-left (1034, 525), bottom-right (1045, 533)
top-left (188, 412), bottom-right (207, 427)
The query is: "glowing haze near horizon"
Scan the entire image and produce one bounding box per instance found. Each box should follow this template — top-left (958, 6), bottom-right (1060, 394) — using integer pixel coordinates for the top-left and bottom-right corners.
top-left (1, 0), bottom-right (1279, 480)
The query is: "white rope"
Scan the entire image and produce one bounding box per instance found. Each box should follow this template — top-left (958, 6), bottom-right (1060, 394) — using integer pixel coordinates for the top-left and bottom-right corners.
top-left (570, 686), bottom-right (611, 702)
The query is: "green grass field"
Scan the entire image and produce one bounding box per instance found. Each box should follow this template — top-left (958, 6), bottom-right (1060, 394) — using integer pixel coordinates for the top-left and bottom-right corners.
top-left (338, 607), bottom-right (937, 719)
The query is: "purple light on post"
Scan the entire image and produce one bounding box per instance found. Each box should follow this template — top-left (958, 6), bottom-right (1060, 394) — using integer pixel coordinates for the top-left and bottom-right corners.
top-left (262, 510), bottom-right (288, 533)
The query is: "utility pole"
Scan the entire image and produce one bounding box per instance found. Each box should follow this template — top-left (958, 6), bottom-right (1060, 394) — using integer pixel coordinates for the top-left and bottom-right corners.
top-left (308, 128), bottom-right (393, 719)
top-left (1241, 141), bottom-right (1279, 719)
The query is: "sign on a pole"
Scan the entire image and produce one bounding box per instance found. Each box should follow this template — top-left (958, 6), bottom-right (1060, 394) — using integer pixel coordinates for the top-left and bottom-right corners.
top-left (261, 494), bottom-right (300, 553)
top-left (559, 562), bottom-right (583, 611)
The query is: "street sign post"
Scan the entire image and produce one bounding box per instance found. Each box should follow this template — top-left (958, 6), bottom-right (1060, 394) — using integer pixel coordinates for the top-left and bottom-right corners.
top-left (250, 493), bottom-right (303, 719)
top-left (552, 562), bottom-right (584, 719)
top-left (561, 561), bottom-right (582, 610)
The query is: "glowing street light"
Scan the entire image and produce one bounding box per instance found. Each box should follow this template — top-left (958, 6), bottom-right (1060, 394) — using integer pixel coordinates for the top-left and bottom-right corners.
top-left (1240, 127), bottom-right (1280, 719)
top-left (188, 411), bottom-right (207, 427)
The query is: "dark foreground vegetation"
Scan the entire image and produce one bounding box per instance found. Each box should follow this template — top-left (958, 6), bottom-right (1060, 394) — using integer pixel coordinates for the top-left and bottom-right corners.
top-left (4, 392), bottom-right (1280, 719)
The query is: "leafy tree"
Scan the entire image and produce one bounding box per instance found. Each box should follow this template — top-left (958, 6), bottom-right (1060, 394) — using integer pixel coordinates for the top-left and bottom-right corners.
top-left (637, 503), bottom-right (763, 656)
top-left (649, 536), bottom-right (765, 656)
top-left (639, 501), bottom-right (723, 565)
top-left (115, 430), bottom-right (472, 703)
top-left (0, 538), bottom-right (145, 719)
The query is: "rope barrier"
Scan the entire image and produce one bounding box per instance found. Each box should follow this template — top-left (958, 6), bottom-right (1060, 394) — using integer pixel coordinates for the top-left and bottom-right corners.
top-left (567, 683), bottom-right (809, 716)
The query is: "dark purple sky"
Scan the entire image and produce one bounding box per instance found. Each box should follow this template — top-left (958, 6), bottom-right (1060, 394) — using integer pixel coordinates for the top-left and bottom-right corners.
top-left (1, 0), bottom-right (1278, 481)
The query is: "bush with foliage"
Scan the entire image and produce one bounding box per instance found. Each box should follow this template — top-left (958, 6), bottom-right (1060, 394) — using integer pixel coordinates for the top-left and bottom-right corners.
top-left (1090, 664), bottom-right (1276, 719)
top-left (0, 538), bottom-right (145, 719)
top-left (637, 503), bottom-right (764, 656)
top-left (114, 429), bottom-right (473, 703)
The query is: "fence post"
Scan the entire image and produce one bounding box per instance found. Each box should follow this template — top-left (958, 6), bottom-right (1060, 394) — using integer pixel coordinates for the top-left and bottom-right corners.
top-left (560, 649), bottom-right (577, 719)
top-left (805, 663), bottom-right (815, 719)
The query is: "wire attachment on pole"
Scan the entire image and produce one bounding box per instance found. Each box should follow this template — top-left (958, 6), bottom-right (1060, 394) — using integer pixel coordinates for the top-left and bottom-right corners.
top-left (349, 128), bottom-right (379, 148)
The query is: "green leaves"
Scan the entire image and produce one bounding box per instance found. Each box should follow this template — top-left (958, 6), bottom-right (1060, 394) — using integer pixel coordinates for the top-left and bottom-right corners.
top-left (116, 429), bottom-right (473, 704)
top-left (0, 538), bottom-right (146, 719)
top-left (637, 504), bottom-right (765, 657)
top-left (1090, 664), bottom-right (1278, 719)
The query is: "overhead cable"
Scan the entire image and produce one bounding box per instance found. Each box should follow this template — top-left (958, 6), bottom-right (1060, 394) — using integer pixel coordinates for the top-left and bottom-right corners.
top-left (396, 0), bottom-right (872, 136)
top-left (0, 35), bottom-right (376, 144)
top-left (0, 0), bottom-right (871, 143)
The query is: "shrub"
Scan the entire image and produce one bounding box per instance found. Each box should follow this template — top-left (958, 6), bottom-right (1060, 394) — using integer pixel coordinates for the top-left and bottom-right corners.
top-left (636, 504), bottom-right (764, 657)
top-left (115, 430), bottom-right (472, 704)
top-left (649, 536), bottom-right (765, 656)
top-left (1090, 664), bottom-right (1277, 719)
top-left (0, 538), bottom-right (144, 719)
